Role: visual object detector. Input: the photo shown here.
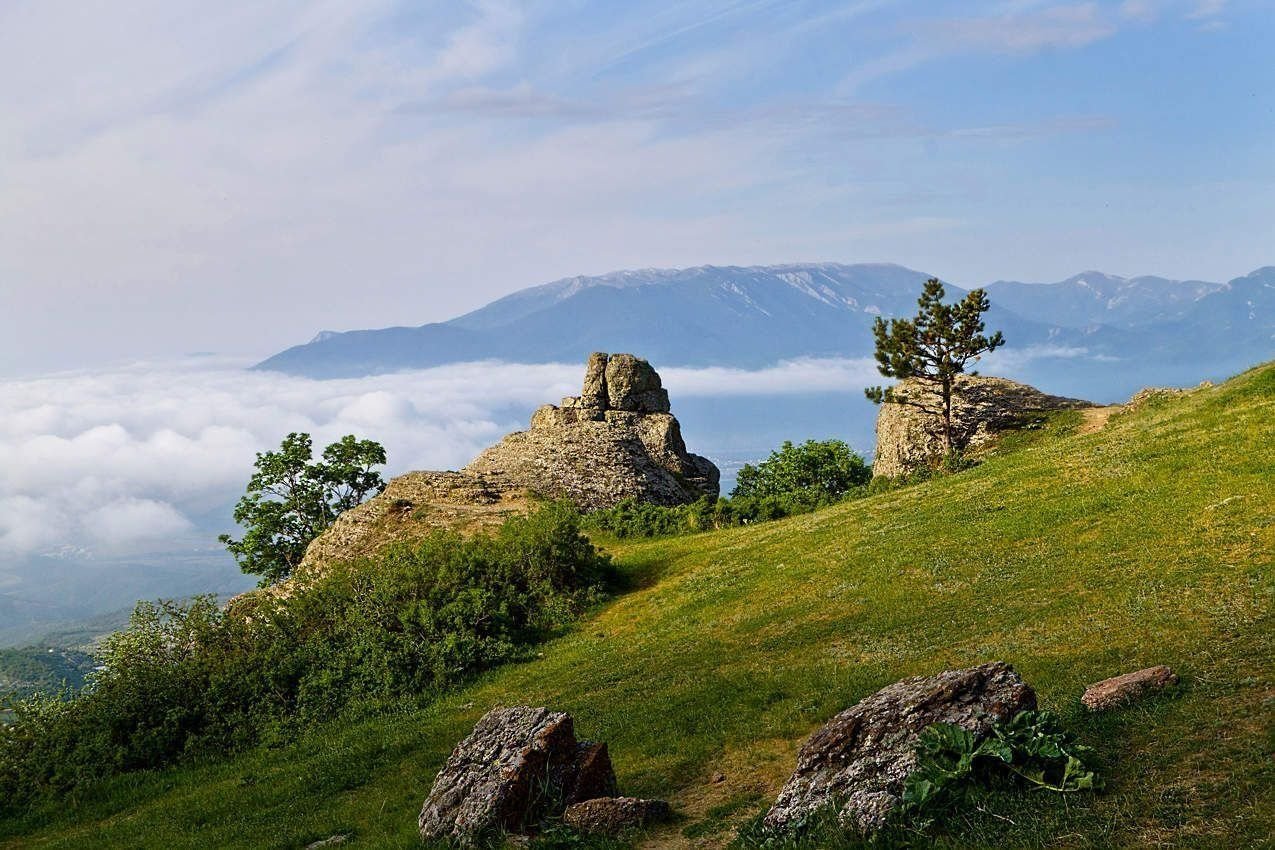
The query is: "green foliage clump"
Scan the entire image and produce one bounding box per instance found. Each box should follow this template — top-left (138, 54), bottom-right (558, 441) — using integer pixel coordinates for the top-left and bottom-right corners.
top-left (733, 439), bottom-right (871, 502)
top-left (587, 439), bottom-right (872, 540)
top-left (0, 503), bottom-right (610, 811)
top-left (220, 432), bottom-right (388, 585)
top-left (901, 710), bottom-right (1101, 827)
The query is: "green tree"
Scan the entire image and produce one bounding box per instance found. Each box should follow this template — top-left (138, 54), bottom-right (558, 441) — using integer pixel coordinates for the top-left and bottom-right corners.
top-left (732, 439), bottom-right (871, 501)
top-left (219, 433), bottom-right (387, 585)
top-left (865, 278), bottom-right (1005, 455)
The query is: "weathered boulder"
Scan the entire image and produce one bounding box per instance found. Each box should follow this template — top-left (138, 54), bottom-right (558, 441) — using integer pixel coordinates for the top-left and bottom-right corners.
top-left (562, 797), bottom-right (672, 835)
top-left (418, 706), bottom-right (618, 844)
top-left (604, 353), bottom-right (670, 413)
top-left (872, 375), bottom-right (1093, 478)
top-left (763, 662), bottom-right (1036, 834)
top-left (1082, 665), bottom-right (1178, 711)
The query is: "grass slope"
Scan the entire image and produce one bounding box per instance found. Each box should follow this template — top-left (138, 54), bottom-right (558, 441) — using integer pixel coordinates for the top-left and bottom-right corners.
top-left (3, 366), bottom-right (1272, 849)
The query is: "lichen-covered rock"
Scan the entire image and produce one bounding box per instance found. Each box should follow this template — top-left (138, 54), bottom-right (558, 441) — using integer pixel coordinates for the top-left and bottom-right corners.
top-left (562, 797), bottom-right (672, 835)
top-left (464, 352), bottom-right (717, 510)
top-left (418, 707), bottom-right (618, 844)
top-left (763, 662), bottom-right (1036, 834)
top-left (1082, 665), bottom-right (1178, 711)
top-left (872, 375), bottom-right (1093, 478)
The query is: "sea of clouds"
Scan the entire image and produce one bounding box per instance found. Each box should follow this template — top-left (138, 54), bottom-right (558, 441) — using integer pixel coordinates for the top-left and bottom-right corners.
top-left (0, 356), bottom-right (894, 560)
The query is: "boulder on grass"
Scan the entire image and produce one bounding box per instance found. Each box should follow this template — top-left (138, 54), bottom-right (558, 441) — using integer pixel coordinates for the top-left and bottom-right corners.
top-left (763, 662), bottom-right (1036, 834)
top-left (563, 797), bottom-right (672, 835)
top-left (1081, 665), bottom-right (1178, 711)
top-left (418, 706), bottom-right (617, 844)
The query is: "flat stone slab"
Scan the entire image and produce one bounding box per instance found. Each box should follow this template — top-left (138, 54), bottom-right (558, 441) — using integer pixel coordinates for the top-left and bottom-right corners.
top-left (1082, 665), bottom-right (1178, 711)
top-left (563, 797), bottom-right (672, 835)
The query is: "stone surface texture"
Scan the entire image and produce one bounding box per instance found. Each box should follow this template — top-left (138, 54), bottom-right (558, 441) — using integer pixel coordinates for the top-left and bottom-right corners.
top-left (763, 662), bottom-right (1037, 834)
top-left (1081, 665), bottom-right (1178, 711)
top-left (417, 706), bottom-right (618, 844)
top-left (562, 797), bottom-right (672, 835)
top-left (872, 374), bottom-right (1093, 478)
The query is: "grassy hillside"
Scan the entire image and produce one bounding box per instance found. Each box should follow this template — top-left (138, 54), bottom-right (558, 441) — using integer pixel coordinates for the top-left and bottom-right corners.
top-left (2, 366), bottom-right (1272, 849)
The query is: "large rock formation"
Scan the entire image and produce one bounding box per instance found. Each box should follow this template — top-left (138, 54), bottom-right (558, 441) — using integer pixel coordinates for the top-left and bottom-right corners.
top-left (763, 662), bottom-right (1036, 834)
top-left (294, 353), bottom-right (717, 575)
top-left (417, 706), bottom-right (622, 844)
top-left (872, 374), bottom-right (1093, 478)
top-left (466, 353), bottom-right (718, 511)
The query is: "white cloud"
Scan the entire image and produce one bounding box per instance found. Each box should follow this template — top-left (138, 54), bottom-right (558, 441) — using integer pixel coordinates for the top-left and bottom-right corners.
top-left (1185, 0), bottom-right (1226, 20)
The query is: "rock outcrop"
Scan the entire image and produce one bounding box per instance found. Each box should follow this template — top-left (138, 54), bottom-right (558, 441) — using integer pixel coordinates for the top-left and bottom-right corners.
top-left (1082, 665), bottom-right (1178, 711)
top-left (763, 662), bottom-right (1036, 834)
top-left (417, 706), bottom-right (629, 844)
top-left (872, 375), bottom-right (1093, 478)
top-left (295, 353), bottom-right (717, 575)
top-left (465, 352), bottom-right (717, 510)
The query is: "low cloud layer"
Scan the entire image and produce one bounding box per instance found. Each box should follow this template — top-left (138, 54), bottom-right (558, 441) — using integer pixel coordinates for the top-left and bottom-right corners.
top-left (0, 348), bottom-right (1099, 559)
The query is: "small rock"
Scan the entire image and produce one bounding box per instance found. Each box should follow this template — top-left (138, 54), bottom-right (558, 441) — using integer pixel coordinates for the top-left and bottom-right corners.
top-left (563, 797), bottom-right (672, 835)
top-left (562, 741), bottom-right (619, 805)
top-left (763, 662), bottom-right (1036, 834)
top-left (304, 836), bottom-right (349, 849)
top-left (1082, 665), bottom-right (1178, 711)
top-left (710, 772), bottom-right (726, 784)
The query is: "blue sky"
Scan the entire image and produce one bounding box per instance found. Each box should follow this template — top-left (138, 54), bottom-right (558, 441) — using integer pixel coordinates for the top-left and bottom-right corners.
top-left (1, 0), bottom-right (1271, 373)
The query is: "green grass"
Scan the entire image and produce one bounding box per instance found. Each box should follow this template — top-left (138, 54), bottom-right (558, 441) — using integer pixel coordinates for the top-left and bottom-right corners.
top-left (3, 365), bottom-right (1272, 849)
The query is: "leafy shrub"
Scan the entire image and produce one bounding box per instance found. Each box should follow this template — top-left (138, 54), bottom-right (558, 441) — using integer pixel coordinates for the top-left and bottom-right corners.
top-left (900, 710), bottom-right (1101, 826)
top-left (0, 503), bottom-right (610, 810)
top-left (733, 440), bottom-right (871, 501)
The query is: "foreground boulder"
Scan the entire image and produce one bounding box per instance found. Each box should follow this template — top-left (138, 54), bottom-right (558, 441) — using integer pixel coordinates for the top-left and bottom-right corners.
top-left (872, 375), bottom-right (1093, 478)
top-left (293, 353), bottom-right (718, 576)
top-left (563, 797), bottom-right (672, 835)
top-left (418, 706), bottom-right (617, 844)
top-left (1082, 665), bottom-right (1178, 711)
top-left (763, 662), bottom-right (1036, 834)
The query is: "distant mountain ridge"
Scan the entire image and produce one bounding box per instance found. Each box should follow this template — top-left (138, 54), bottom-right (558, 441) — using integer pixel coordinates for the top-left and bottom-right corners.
top-left (255, 262), bottom-right (1273, 402)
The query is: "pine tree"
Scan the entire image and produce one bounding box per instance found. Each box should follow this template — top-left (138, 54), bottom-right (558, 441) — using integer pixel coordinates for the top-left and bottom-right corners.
top-left (865, 278), bottom-right (1005, 456)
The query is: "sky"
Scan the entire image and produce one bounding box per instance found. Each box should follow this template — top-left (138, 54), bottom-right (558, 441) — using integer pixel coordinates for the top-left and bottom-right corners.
top-left (1, 0), bottom-right (1272, 375)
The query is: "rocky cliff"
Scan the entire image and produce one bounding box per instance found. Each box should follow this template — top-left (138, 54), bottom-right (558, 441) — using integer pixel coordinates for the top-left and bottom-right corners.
top-left (295, 353), bottom-right (717, 575)
top-left (872, 374), bottom-right (1093, 478)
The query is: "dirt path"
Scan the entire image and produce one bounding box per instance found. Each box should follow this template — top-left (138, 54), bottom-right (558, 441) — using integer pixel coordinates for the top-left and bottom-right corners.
top-left (1077, 405), bottom-right (1121, 435)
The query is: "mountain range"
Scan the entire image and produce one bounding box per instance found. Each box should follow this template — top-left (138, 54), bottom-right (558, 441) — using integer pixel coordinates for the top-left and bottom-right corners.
top-left (256, 263), bottom-right (1274, 401)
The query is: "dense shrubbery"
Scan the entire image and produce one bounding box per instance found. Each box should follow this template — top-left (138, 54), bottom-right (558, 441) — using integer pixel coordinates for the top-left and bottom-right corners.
top-left (587, 439), bottom-right (874, 539)
top-left (0, 503), bottom-right (610, 810)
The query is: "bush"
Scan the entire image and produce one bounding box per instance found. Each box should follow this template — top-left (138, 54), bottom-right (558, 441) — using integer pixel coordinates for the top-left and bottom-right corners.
top-left (0, 503), bottom-right (610, 810)
top-left (733, 440), bottom-right (871, 501)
